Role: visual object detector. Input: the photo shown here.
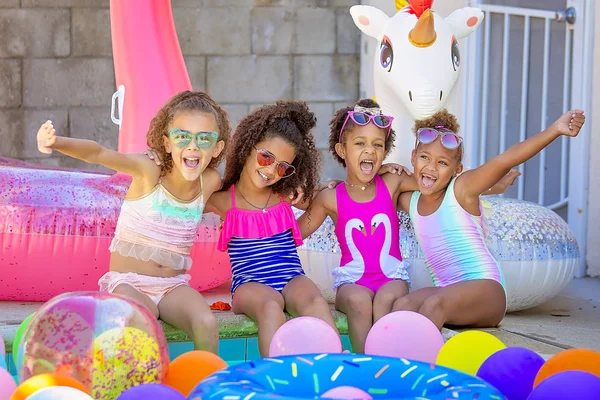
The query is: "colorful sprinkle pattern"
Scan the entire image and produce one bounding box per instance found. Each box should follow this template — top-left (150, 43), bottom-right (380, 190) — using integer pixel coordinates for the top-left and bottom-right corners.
top-left (189, 353), bottom-right (506, 400)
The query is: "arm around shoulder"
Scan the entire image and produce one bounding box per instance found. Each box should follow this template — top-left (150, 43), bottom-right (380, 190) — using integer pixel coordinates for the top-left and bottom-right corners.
top-left (297, 189), bottom-right (332, 240)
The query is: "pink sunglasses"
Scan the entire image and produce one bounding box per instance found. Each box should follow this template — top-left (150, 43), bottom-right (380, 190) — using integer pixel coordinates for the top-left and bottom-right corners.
top-left (339, 111), bottom-right (394, 142)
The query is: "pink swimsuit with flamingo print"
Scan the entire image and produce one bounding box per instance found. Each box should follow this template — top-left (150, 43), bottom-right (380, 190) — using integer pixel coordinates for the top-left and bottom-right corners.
top-left (332, 175), bottom-right (410, 292)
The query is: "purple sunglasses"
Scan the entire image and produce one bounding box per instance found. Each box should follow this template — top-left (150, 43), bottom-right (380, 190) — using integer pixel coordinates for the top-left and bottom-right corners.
top-left (416, 125), bottom-right (463, 149)
top-left (339, 110), bottom-right (394, 142)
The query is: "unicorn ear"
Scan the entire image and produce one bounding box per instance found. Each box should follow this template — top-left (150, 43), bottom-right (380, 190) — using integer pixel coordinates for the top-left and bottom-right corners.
top-left (446, 7), bottom-right (484, 40)
top-left (349, 5), bottom-right (390, 40)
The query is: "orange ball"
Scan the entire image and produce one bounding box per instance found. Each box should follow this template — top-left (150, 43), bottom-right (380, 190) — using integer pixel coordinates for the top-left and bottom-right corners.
top-left (164, 350), bottom-right (228, 396)
top-left (534, 348), bottom-right (600, 387)
top-left (10, 373), bottom-right (89, 400)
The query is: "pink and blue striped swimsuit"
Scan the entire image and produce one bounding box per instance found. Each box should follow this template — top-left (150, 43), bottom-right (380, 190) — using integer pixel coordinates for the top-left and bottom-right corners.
top-left (408, 178), bottom-right (506, 291)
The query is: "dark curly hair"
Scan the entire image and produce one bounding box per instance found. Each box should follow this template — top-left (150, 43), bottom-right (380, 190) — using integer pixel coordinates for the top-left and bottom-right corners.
top-left (222, 100), bottom-right (321, 198)
top-left (328, 98), bottom-right (396, 166)
top-left (413, 109), bottom-right (462, 161)
top-left (146, 90), bottom-right (231, 176)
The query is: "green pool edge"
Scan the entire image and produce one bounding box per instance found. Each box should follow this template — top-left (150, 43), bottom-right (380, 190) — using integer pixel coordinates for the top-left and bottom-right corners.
top-left (3, 335), bottom-right (354, 378)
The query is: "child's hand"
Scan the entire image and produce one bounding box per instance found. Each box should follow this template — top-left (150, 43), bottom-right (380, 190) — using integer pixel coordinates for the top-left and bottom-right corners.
top-left (289, 180), bottom-right (341, 205)
top-left (378, 163), bottom-right (413, 176)
top-left (553, 110), bottom-right (585, 137)
top-left (318, 180), bottom-right (343, 190)
top-left (487, 169), bottom-right (521, 195)
top-left (142, 148), bottom-right (162, 165)
top-left (37, 120), bottom-right (56, 154)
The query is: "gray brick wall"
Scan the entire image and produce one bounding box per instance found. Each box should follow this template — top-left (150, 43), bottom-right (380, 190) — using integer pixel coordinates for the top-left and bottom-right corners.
top-left (0, 0), bottom-right (358, 180)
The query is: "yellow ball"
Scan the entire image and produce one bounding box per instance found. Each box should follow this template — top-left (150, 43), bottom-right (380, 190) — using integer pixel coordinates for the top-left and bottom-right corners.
top-left (435, 330), bottom-right (506, 376)
top-left (91, 327), bottom-right (163, 400)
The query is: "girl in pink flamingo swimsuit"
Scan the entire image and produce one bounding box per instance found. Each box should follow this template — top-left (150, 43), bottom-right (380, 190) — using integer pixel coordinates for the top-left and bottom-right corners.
top-left (298, 99), bottom-right (418, 353)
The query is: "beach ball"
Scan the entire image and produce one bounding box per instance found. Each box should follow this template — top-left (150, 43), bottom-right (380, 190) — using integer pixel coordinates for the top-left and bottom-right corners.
top-left (17, 292), bottom-right (169, 400)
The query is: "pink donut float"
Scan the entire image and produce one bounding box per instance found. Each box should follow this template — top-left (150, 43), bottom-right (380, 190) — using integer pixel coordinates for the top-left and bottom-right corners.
top-left (0, 0), bottom-right (232, 301)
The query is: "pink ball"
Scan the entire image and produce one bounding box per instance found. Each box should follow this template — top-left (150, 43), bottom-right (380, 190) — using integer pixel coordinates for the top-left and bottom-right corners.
top-left (364, 311), bottom-right (444, 363)
top-left (0, 366), bottom-right (17, 400)
top-left (320, 386), bottom-right (372, 399)
top-left (269, 317), bottom-right (342, 357)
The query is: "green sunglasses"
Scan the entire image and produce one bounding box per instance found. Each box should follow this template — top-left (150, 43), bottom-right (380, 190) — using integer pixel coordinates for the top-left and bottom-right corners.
top-left (169, 128), bottom-right (219, 150)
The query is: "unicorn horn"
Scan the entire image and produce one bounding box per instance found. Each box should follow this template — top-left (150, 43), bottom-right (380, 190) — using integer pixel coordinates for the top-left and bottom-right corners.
top-left (409, 9), bottom-right (437, 47)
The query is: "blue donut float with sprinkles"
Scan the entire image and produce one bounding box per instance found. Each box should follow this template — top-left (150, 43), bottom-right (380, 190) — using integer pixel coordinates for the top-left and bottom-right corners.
top-left (189, 353), bottom-right (506, 399)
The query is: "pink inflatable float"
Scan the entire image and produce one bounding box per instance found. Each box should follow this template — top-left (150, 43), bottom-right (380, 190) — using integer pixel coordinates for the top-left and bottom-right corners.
top-left (0, 0), bottom-right (231, 301)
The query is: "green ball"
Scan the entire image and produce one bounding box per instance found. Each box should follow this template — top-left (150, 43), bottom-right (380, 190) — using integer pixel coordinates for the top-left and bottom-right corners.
top-left (12, 313), bottom-right (34, 368)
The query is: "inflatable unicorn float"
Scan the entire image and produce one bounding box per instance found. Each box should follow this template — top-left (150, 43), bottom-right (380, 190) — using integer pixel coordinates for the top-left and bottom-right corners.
top-left (0, 0), bottom-right (578, 312)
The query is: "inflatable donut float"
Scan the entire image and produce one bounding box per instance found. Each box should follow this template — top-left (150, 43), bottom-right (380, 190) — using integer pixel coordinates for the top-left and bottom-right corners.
top-left (189, 353), bottom-right (506, 399)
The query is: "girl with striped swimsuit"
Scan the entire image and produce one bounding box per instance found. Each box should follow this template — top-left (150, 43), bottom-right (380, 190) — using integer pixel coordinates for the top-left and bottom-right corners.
top-left (207, 101), bottom-right (338, 357)
top-left (394, 108), bottom-right (585, 330)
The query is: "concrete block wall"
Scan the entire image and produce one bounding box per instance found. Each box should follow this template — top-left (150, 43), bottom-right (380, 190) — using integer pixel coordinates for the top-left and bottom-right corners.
top-left (0, 0), bottom-right (360, 179)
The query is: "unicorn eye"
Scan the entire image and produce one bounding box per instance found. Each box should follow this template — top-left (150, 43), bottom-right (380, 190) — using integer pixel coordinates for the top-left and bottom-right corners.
top-left (451, 36), bottom-right (460, 71)
top-left (380, 37), bottom-right (394, 72)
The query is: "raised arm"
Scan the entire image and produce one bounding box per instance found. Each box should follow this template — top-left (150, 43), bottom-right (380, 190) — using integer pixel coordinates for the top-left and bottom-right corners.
top-left (37, 120), bottom-right (149, 177)
top-left (456, 110), bottom-right (584, 198)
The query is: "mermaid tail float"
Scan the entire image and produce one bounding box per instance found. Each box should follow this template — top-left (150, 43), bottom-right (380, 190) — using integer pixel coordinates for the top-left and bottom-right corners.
top-left (0, 0), bottom-right (580, 311)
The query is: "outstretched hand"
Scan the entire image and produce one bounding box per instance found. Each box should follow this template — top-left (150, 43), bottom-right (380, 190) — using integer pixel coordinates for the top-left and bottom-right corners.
top-left (37, 120), bottom-right (56, 154)
top-left (487, 168), bottom-right (521, 195)
top-left (143, 148), bottom-right (162, 165)
top-left (552, 110), bottom-right (585, 137)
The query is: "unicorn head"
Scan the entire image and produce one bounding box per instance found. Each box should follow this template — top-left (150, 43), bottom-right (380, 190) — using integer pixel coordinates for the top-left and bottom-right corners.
top-left (350, 1), bottom-right (483, 120)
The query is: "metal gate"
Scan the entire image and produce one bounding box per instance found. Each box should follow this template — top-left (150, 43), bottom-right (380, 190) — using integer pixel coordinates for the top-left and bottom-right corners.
top-left (461, 0), bottom-right (594, 277)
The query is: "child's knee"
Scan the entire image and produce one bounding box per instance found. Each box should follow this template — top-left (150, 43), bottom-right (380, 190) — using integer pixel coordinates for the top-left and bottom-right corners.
top-left (343, 292), bottom-right (372, 316)
top-left (391, 295), bottom-right (418, 312)
top-left (307, 295), bottom-right (329, 312)
top-left (192, 311), bottom-right (219, 335)
top-left (418, 295), bottom-right (444, 317)
top-left (259, 298), bottom-right (285, 319)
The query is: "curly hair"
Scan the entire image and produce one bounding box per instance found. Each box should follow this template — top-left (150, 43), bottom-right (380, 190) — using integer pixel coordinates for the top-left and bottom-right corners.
top-left (146, 90), bottom-right (231, 176)
top-left (222, 100), bottom-right (321, 198)
top-left (413, 109), bottom-right (462, 161)
top-left (328, 98), bottom-right (396, 166)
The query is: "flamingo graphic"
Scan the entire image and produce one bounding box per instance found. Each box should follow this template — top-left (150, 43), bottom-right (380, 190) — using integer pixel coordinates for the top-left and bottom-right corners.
top-left (371, 213), bottom-right (402, 278)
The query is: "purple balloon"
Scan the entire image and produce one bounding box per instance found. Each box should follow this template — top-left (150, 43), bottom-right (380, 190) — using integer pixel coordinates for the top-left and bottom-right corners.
top-left (116, 383), bottom-right (185, 399)
top-left (528, 371), bottom-right (600, 400)
top-left (476, 347), bottom-right (544, 400)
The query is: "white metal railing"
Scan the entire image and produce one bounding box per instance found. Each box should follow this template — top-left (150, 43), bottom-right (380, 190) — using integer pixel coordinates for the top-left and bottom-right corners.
top-left (472, 4), bottom-right (573, 211)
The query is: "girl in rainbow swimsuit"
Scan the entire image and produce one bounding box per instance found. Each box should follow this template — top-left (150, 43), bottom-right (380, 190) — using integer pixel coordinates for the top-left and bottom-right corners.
top-left (36, 91), bottom-right (229, 353)
top-left (394, 108), bottom-right (585, 329)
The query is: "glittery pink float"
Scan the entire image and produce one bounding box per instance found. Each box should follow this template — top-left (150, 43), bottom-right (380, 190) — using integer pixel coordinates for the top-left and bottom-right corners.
top-left (0, 159), bottom-right (231, 301)
top-left (0, 0), bottom-right (231, 301)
